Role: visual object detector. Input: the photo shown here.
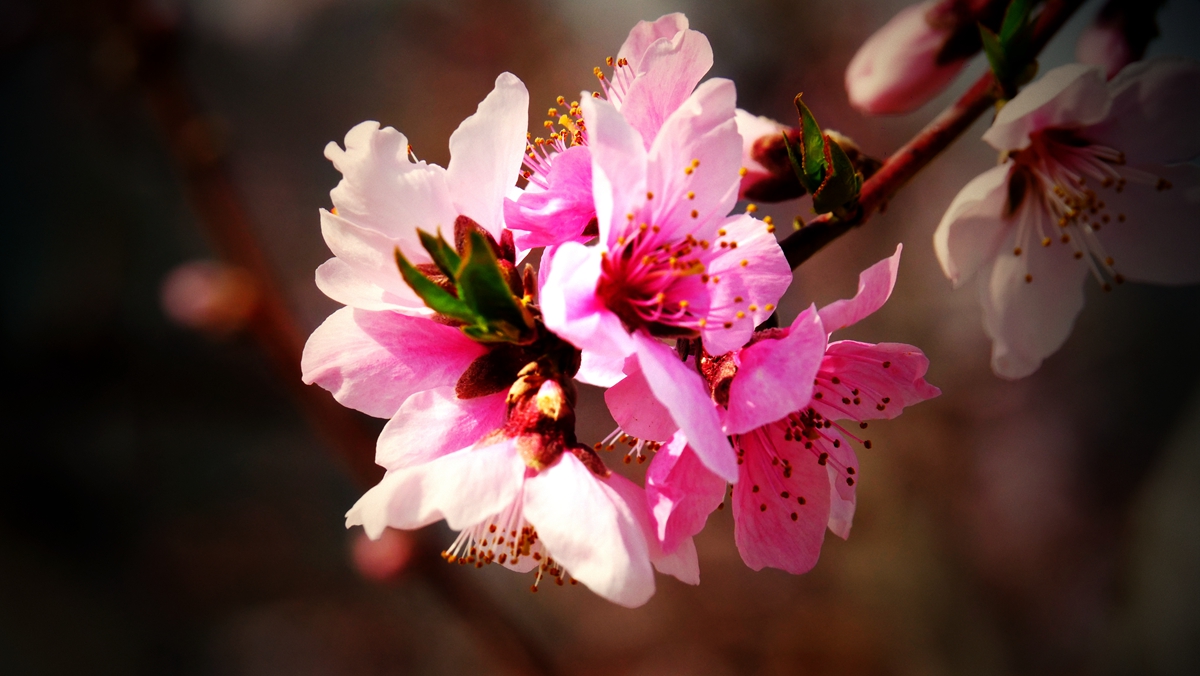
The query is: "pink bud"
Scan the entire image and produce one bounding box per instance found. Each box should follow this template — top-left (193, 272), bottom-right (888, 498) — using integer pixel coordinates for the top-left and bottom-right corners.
top-left (160, 260), bottom-right (258, 335)
top-left (1075, 23), bottom-right (1133, 80)
top-left (845, 0), bottom-right (983, 115)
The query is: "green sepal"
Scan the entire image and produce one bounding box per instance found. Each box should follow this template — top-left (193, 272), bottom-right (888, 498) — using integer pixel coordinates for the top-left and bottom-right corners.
top-left (980, 0), bottom-right (1035, 96)
top-left (456, 230), bottom-right (535, 343)
top-left (979, 25), bottom-right (1007, 81)
top-left (393, 246), bottom-right (479, 325)
top-left (417, 228), bottom-right (461, 279)
top-left (796, 96), bottom-right (826, 191)
top-left (784, 95), bottom-right (863, 216)
top-left (811, 135), bottom-right (862, 215)
top-left (998, 0), bottom-right (1031, 43)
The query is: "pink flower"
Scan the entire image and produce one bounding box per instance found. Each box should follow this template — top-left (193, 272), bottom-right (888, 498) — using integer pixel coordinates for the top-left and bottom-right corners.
top-left (846, 0), bottom-right (992, 115)
top-left (540, 76), bottom-right (791, 483)
top-left (504, 13), bottom-right (714, 249)
top-left (934, 58), bottom-right (1200, 378)
top-left (609, 247), bottom-right (940, 573)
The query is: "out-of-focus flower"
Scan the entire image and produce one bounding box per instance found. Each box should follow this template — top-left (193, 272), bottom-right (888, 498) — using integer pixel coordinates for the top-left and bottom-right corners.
top-left (505, 13), bottom-right (714, 249)
top-left (846, 0), bottom-right (996, 115)
top-left (160, 260), bottom-right (259, 334)
top-left (935, 58), bottom-right (1200, 378)
top-left (1075, 0), bottom-right (1165, 80)
top-left (608, 247), bottom-right (939, 572)
top-left (351, 528), bottom-right (413, 582)
top-left (540, 77), bottom-right (791, 483)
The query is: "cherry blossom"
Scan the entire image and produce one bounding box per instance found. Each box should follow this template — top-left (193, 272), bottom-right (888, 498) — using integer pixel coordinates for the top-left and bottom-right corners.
top-left (504, 13), bottom-right (714, 249)
top-left (934, 58), bottom-right (1200, 378)
top-left (608, 247), bottom-right (939, 573)
top-left (539, 75), bottom-right (791, 483)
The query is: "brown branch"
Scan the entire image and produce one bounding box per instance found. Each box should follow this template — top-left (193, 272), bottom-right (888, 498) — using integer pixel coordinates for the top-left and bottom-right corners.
top-left (105, 2), bottom-right (560, 674)
top-left (780, 0), bottom-right (1087, 269)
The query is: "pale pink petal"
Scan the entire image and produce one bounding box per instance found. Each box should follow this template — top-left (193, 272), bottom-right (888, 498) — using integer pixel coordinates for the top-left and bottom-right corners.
top-left (504, 145), bottom-right (596, 249)
top-left (813, 341), bottom-right (941, 423)
top-left (633, 332), bottom-right (738, 483)
top-left (576, 350), bottom-right (627, 388)
top-left (823, 428), bottom-right (859, 540)
top-left (700, 213), bottom-right (791, 353)
top-left (1085, 57), bottom-right (1200, 165)
top-left (818, 244), bottom-right (903, 334)
top-left (979, 206), bottom-right (1090, 379)
top-left (446, 72), bottom-right (530, 238)
top-left (522, 453), bottom-right (655, 607)
top-left (376, 387), bottom-right (507, 470)
top-left (735, 109), bottom-right (788, 195)
top-left (580, 95), bottom-right (648, 250)
top-left (725, 306), bottom-right (826, 435)
top-left (933, 164), bottom-right (1012, 287)
top-left (845, 1), bottom-right (969, 116)
top-left (325, 121), bottom-right (457, 242)
top-left (982, 64), bottom-right (1111, 152)
top-left (315, 209), bottom-right (428, 313)
top-left (645, 432), bottom-right (726, 555)
top-left (619, 28), bottom-right (714, 144)
top-left (539, 241), bottom-right (636, 360)
top-left (732, 425), bottom-right (831, 574)
top-left (644, 78), bottom-right (741, 243)
top-left (606, 365), bottom-right (677, 442)
top-left (616, 13), bottom-right (690, 69)
top-left (605, 464), bottom-right (701, 585)
top-left (1075, 21), bottom-right (1133, 80)
top-left (301, 307), bottom-right (484, 418)
top-left (346, 441), bottom-right (525, 538)
top-left (1094, 163), bottom-right (1200, 284)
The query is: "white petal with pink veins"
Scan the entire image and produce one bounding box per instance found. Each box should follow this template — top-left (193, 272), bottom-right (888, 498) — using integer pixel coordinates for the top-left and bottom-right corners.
top-left (523, 453), bottom-right (655, 607)
top-left (316, 209), bottom-right (428, 313)
top-left (620, 28), bottom-right (715, 145)
top-left (446, 73), bottom-right (530, 238)
top-left (376, 387), bottom-right (507, 471)
top-left (933, 164), bottom-right (1012, 287)
top-left (581, 95), bottom-right (649, 250)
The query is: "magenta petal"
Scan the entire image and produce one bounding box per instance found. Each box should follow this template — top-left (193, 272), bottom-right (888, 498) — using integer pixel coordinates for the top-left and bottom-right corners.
top-left (505, 145), bottom-right (596, 249)
top-left (301, 307), bottom-right (485, 418)
top-left (732, 425), bottom-right (831, 574)
top-left (700, 213), bottom-right (791, 354)
top-left (523, 453), bottom-right (655, 607)
top-left (645, 432), bottom-right (727, 555)
top-left (376, 387), bottom-right (507, 471)
top-left (605, 464), bottom-right (701, 585)
top-left (345, 441), bottom-right (525, 538)
top-left (606, 364), bottom-right (678, 442)
top-left (539, 242), bottom-right (636, 361)
top-left (725, 305), bottom-right (826, 435)
top-left (818, 244), bottom-right (902, 334)
top-left (813, 340), bottom-right (941, 423)
top-left (633, 332), bottom-right (738, 483)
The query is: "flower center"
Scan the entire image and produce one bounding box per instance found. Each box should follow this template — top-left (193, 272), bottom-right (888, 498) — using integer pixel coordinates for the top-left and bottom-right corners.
top-left (1008, 128), bottom-right (1174, 289)
top-left (597, 228), bottom-right (711, 337)
top-left (441, 493), bottom-right (576, 591)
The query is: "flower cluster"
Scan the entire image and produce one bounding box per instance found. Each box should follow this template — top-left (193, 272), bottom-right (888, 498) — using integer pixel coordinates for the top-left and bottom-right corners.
top-left (303, 14), bottom-right (938, 606)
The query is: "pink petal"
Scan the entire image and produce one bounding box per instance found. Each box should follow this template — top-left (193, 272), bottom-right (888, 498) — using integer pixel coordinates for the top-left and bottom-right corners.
top-left (301, 307), bottom-right (484, 418)
top-left (315, 209), bottom-right (429, 313)
top-left (576, 350), bottom-right (627, 388)
top-left (346, 441), bottom-right (525, 538)
top-left (539, 241), bottom-right (636, 361)
top-left (818, 243), bottom-right (903, 334)
top-left (633, 332), bottom-right (738, 483)
top-left (325, 121), bottom-right (457, 242)
top-left (605, 365), bottom-right (678, 442)
top-left (1093, 163), bottom-right (1200, 284)
top-left (580, 96), bottom-right (648, 250)
top-left (446, 72), bottom-right (530, 238)
top-left (933, 165), bottom-right (1012, 287)
top-left (522, 453), bottom-right (655, 607)
top-left (616, 13), bottom-right (690, 70)
top-left (699, 213), bottom-right (791, 354)
top-left (504, 145), bottom-right (596, 249)
top-left (732, 425), bottom-right (831, 574)
top-left (821, 427), bottom-right (859, 540)
top-left (376, 387), bottom-right (507, 471)
top-left (619, 28), bottom-right (714, 144)
top-left (1085, 57), bottom-right (1200, 165)
top-left (844, 0), bottom-right (969, 116)
top-left (725, 305), bottom-right (826, 435)
top-left (605, 464), bottom-right (701, 585)
top-left (982, 64), bottom-right (1111, 153)
top-left (813, 340), bottom-right (941, 423)
top-left (645, 432), bottom-right (727, 555)
top-left (645, 78), bottom-right (741, 244)
top-left (979, 206), bottom-right (1090, 378)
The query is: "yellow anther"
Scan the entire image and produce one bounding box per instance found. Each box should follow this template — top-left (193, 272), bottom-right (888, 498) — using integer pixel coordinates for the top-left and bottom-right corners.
top-left (547, 108), bottom-right (558, 117)
top-left (605, 56), bottom-right (614, 66)
top-left (698, 319), bottom-right (708, 327)
top-left (556, 95), bottom-right (566, 105)
top-left (748, 304), bottom-right (757, 311)
top-left (686, 191), bottom-right (695, 200)
top-left (691, 158), bottom-right (701, 167)
top-left (679, 300), bottom-right (689, 308)
top-left (736, 311), bottom-right (746, 319)
top-left (764, 304), bottom-right (775, 311)
top-left (740, 259), bottom-right (749, 267)
top-left (717, 228), bottom-right (727, 237)
top-left (763, 215), bottom-right (774, 225)
top-left (745, 204), bottom-right (758, 213)
top-left (739, 167), bottom-right (748, 176)
top-left (1042, 237), bottom-right (1051, 247)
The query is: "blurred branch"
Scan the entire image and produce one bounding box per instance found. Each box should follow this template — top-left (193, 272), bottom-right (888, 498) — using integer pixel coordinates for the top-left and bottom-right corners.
top-left (780, 0), bottom-right (1087, 269)
top-left (97, 2), bottom-right (560, 674)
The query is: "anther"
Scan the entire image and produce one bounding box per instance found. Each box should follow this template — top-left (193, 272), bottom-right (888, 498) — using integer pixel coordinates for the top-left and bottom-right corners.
top-left (1025, 274), bottom-right (1033, 283)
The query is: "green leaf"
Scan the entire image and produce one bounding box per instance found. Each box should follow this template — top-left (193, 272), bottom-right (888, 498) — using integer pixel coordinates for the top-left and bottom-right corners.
top-left (795, 96), bottom-right (827, 192)
top-left (811, 135), bottom-right (862, 215)
top-left (456, 230), bottom-right (534, 343)
top-left (394, 246), bottom-right (479, 324)
top-left (999, 0), bottom-right (1031, 43)
top-left (979, 24), bottom-right (1007, 82)
top-left (417, 228), bottom-right (461, 279)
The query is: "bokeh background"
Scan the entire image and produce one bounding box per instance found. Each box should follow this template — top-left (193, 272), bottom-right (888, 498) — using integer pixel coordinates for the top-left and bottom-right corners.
top-left (4, 0), bottom-right (1200, 674)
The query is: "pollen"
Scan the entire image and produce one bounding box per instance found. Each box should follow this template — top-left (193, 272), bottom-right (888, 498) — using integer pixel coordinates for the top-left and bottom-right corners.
top-left (748, 304), bottom-right (757, 311)
top-left (764, 304), bottom-right (775, 311)
top-left (687, 191), bottom-right (695, 200)
top-left (740, 259), bottom-right (748, 267)
top-left (738, 167), bottom-right (748, 176)
top-left (745, 204), bottom-right (758, 213)
top-left (736, 311), bottom-right (745, 319)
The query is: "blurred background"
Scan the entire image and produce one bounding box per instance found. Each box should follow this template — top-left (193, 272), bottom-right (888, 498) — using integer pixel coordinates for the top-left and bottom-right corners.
top-left (4, 0), bottom-right (1200, 673)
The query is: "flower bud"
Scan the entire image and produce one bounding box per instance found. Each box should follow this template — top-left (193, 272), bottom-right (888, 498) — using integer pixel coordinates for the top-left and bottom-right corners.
top-left (1075, 0), bottom-right (1164, 79)
top-left (846, 0), bottom-right (995, 115)
top-left (736, 110), bottom-right (804, 202)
